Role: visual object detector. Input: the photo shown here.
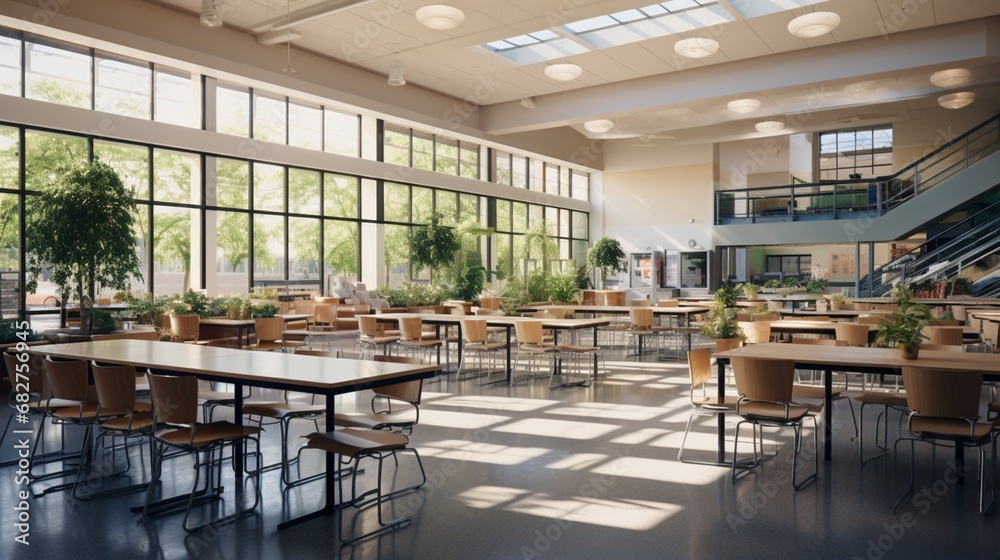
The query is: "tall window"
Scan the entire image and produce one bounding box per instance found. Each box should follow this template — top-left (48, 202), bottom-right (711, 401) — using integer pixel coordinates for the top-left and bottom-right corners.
top-left (819, 125), bottom-right (893, 181)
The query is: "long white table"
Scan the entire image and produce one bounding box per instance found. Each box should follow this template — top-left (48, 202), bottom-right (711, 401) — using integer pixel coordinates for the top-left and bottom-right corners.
top-left (716, 343), bottom-right (1000, 463)
top-left (29, 340), bottom-right (438, 530)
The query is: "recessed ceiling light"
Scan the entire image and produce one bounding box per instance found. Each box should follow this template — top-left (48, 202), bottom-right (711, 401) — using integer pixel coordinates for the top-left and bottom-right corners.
top-left (938, 92), bottom-right (975, 109)
top-left (545, 63), bottom-right (583, 81)
top-left (584, 119), bottom-right (614, 134)
top-left (930, 68), bottom-right (971, 88)
top-left (415, 5), bottom-right (465, 30)
top-left (844, 81), bottom-right (877, 99)
top-left (673, 37), bottom-right (719, 59)
top-left (755, 120), bottom-right (785, 133)
top-left (787, 12), bottom-right (840, 38)
top-left (727, 98), bottom-right (760, 114)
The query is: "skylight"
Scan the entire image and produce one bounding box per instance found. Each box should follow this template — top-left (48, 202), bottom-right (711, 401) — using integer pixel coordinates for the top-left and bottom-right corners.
top-left (729, 0), bottom-right (827, 19)
top-left (483, 30), bottom-right (589, 65)
top-left (568, 2), bottom-right (734, 50)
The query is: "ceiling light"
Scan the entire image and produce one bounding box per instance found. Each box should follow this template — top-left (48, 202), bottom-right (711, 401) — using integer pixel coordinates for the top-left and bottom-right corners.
top-left (520, 97), bottom-right (537, 109)
top-left (545, 63), bottom-right (582, 82)
top-left (416, 5), bottom-right (465, 30)
top-left (787, 11), bottom-right (840, 38)
top-left (256, 28), bottom-right (303, 46)
top-left (200, 0), bottom-right (222, 28)
top-left (938, 92), bottom-right (975, 109)
top-left (584, 120), bottom-right (614, 134)
top-left (388, 60), bottom-right (406, 86)
top-left (755, 120), bottom-right (785, 133)
top-left (673, 37), bottom-right (719, 59)
top-left (727, 98), bottom-right (760, 114)
top-left (930, 68), bottom-right (971, 88)
top-left (844, 81), bottom-right (876, 99)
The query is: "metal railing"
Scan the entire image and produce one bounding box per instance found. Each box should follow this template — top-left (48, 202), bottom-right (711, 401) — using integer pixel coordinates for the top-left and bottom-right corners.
top-left (716, 112), bottom-right (1000, 224)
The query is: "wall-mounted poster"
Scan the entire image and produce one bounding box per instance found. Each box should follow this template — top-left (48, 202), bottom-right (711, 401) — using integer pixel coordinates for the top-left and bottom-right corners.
top-left (830, 253), bottom-right (856, 280)
top-left (664, 250), bottom-right (680, 287)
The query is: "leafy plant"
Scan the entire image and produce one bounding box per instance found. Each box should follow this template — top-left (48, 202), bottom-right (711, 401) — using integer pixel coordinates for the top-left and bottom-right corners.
top-left (181, 290), bottom-right (212, 318)
top-left (805, 278), bottom-right (828, 293)
top-left (586, 237), bottom-right (627, 288)
top-left (700, 303), bottom-right (746, 341)
top-left (763, 279), bottom-right (782, 289)
top-left (208, 296), bottom-right (232, 317)
top-left (876, 290), bottom-right (932, 350)
top-left (408, 212), bottom-right (461, 283)
top-left (525, 269), bottom-right (552, 302)
top-left (253, 287), bottom-right (280, 300)
top-left (250, 303), bottom-right (279, 318)
top-left (741, 283), bottom-right (761, 298)
top-left (0, 319), bottom-right (41, 345)
top-left (24, 159), bottom-right (142, 334)
top-left (375, 283), bottom-right (445, 308)
top-left (121, 292), bottom-right (172, 325)
top-left (713, 281), bottom-right (742, 308)
top-left (547, 271), bottom-right (581, 303)
top-left (445, 265), bottom-right (487, 302)
top-left (781, 277), bottom-right (801, 288)
top-left (825, 293), bottom-right (846, 303)
top-left (92, 309), bottom-right (117, 334)
top-left (949, 277), bottom-right (973, 296)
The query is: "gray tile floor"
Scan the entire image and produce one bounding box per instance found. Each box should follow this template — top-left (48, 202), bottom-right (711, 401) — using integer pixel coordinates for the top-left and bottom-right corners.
top-left (1, 349), bottom-right (998, 560)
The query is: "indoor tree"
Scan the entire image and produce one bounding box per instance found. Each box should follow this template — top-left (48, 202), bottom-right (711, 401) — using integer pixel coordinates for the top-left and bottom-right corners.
top-left (586, 236), bottom-right (627, 289)
top-left (25, 159), bottom-right (142, 334)
top-left (408, 211), bottom-right (460, 284)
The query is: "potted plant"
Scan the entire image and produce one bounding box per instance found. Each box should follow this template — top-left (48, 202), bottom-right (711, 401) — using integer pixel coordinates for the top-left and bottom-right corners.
top-left (825, 292), bottom-right (847, 311)
top-left (701, 303), bottom-right (746, 352)
top-left (24, 159), bottom-right (142, 334)
top-left (805, 277), bottom-right (828, 294)
top-left (586, 237), bottom-right (627, 289)
top-left (762, 279), bottom-right (782, 292)
top-left (713, 281), bottom-right (742, 311)
top-left (741, 282), bottom-right (762, 301)
top-left (408, 212), bottom-right (461, 283)
top-left (547, 271), bottom-right (582, 304)
top-left (250, 302), bottom-right (279, 318)
top-left (875, 292), bottom-right (932, 359)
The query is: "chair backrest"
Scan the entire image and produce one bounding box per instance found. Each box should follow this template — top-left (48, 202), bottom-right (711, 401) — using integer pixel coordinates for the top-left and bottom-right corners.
top-left (4, 349), bottom-right (47, 398)
top-left (901, 367), bottom-right (982, 419)
top-left (546, 308), bottom-right (575, 319)
top-left (687, 348), bottom-right (712, 390)
top-left (950, 305), bottom-right (967, 323)
top-left (43, 357), bottom-right (92, 402)
top-left (314, 303), bottom-right (338, 324)
top-left (91, 362), bottom-right (139, 412)
top-left (254, 317), bottom-right (285, 343)
top-left (919, 343), bottom-right (963, 352)
top-left (373, 355), bottom-right (423, 404)
top-left (630, 308), bottom-right (654, 329)
top-left (983, 320), bottom-right (999, 346)
top-left (628, 299), bottom-right (651, 307)
top-left (532, 311), bottom-right (556, 319)
top-left (91, 330), bottom-right (159, 341)
top-left (856, 315), bottom-right (886, 326)
top-left (792, 338), bottom-right (847, 347)
top-left (835, 323), bottom-right (870, 347)
top-left (399, 317), bottom-right (424, 340)
top-left (921, 326), bottom-right (963, 346)
top-left (170, 314), bottom-right (200, 339)
top-left (462, 319), bottom-right (489, 344)
top-left (732, 357), bottom-right (794, 402)
top-left (737, 321), bottom-right (771, 344)
top-left (656, 299), bottom-right (679, 308)
top-left (475, 308), bottom-right (504, 316)
top-left (479, 297), bottom-right (501, 311)
top-left (450, 306), bottom-right (466, 316)
top-left (358, 315), bottom-right (380, 337)
top-left (514, 320), bottom-right (544, 345)
top-left (147, 373), bottom-right (198, 424)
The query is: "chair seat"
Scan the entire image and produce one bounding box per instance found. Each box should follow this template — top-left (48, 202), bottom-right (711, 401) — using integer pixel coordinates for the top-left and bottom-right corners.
top-left (792, 384), bottom-right (846, 398)
top-left (519, 344), bottom-right (558, 353)
top-left (100, 411), bottom-right (155, 431)
top-left (198, 390), bottom-right (235, 403)
top-left (853, 391), bottom-right (908, 407)
top-left (361, 336), bottom-right (399, 345)
top-left (692, 395), bottom-right (740, 409)
top-left (255, 340), bottom-right (287, 351)
top-left (22, 397), bottom-right (79, 411)
top-left (243, 401), bottom-right (326, 419)
top-left (50, 403), bottom-right (105, 420)
top-left (989, 399), bottom-right (999, 413)
top-left (556, 344), bottom-right (599, 353)
top-left (98, 402), bottom-right (153, 417)
top-left (334, 410), bottom-right (415, 430)
top-left (303, 427), bottom-right (408, 457)
top-left (464, 341), bottom-right (508, 351)
top-left (910, 416), bottom-right (993, 439)
top-left (157, 421), bottom-right (262, 448)
top-left (738, 401), bottom-right (812, 421)
top-left (398, 339), bottom-right (443, 348)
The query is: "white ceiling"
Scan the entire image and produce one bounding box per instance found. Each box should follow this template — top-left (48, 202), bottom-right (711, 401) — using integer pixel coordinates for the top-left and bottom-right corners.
top-left (145, 0), bottom-right (1000, 146)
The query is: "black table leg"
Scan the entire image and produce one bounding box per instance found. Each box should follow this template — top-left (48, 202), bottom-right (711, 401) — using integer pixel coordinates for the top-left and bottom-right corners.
top-left (592, 326), bottom-right (599, 381)
top-left (717, 359), bottom-right (726, 463)
top-left (824, 368), bottom-right (833, 461)
top-left (235, 382), bottom-right (244, 479)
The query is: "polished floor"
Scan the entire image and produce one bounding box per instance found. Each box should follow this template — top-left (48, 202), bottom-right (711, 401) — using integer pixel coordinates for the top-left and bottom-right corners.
top-left (2, 347), bottom-right (998, 560)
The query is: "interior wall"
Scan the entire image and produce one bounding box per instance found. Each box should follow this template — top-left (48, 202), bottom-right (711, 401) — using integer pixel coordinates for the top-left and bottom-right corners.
top-left (753, 243), bottom-right (891, 284)
top-left (892, 104), bottom-right (1000, 171)
top-left (788, 132), bottom-right (813, 183)
top-left (717, 136), bottom-right (790, 190)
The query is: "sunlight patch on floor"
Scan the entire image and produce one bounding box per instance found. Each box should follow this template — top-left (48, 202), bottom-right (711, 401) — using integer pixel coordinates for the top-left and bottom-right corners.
top-left (505, 493), bottom-right (682, 530)
top-left (493, 418), bottom-right (621, 440)
top-left (418, 439), bottom-right (551, 465)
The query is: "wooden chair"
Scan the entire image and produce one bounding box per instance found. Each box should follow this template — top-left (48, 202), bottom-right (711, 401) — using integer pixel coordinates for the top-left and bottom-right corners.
top-left (627, 299), bottom-right (651, 307)
top-left (142, 373), bottom-right (262, 532)
top-left (358, 315), bottom-right (399, 360)
top-left (656, 299), bottom-right (680, 307)
top-left (856, 315), bottom-right (888, 326)
top-left (396, 317), bottom-right (442, 364)
top-left (921, 325), bottom-right (963, 346)
top-left (737, 321), bottom-right (772, 344)
top-left (835, 322), bottom-right (871, 347)
top-left (627, 308), bottom-right (666, 356)
top-left (512, 320), bottom-right (558, 385)
top-left (310, 303), bottom-right (338, 331)
top-left (456, 318), bottom-right (507, 382)
top-left (479, 297), bottom-right (501, 311)
top-left (80, 362), bottom-right (155, 500)
top-left (789, 339), bottom-right (857, 441)
top-left (252, 317), bottom-right (286, 351)
top-left (892, 367), bottom-right (994, 514)
top-left (730, 357), bottom-right (817, 490)
top-left (169, 314), bottom-right (200, 343)
top-left (678, 348), bottom-right (738, 466)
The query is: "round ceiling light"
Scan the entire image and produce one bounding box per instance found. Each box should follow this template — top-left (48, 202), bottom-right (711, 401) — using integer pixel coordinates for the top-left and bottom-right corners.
top-left (930, 68), bottom-right (971, 88)
top-left (544, 63), bottom-right (583, 81)
top-left (727, 98), bottom-right (761, 114)
top-left (755, 120), bottom-right (785, 133)
top-left (787, 11), bottom-right (841, 38)
top-left (673, 37), bottom-right (719, 59)
top-left (844, 81), bottom-right (877, 99)
top-left (583, 119), bottom-right (614, 134)
top-left (415, 5), bottom-right (465, 30)
top-left (938, 92), bottom-right (975, 110)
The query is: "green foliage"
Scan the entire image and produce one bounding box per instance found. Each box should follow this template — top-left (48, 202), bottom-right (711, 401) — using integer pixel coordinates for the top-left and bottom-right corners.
top-left (741, 283), bottom-right (761, 297)
top-left (0, 319), bottom-right (41, 344)
top-left (876, 290), bottom-right (932, 348)
top-left (586, 237), bottom-right (627, 286)
top-left (445, 265), bottom-right (487, 303)
top-left (181, 290), bottom-right (211, 318)
top-left (781, 277), bottom-right (801, 288)
top-left (700, 304), bottom-right (746, 341)
top-left (25, 159), bottom-right (141, 333)
top-left (713, 282), bottom-right (742, 308)
top-left (408, 212), bottom-right (461, 282)
top-left (375, 283), bottom-right (445, 308)
top-left (250, 303), bottom-right (279, 318)
top-left (92, 310), bottom-right (117, 335)
top-left (805, 278), bottom-right (828, 293)
top-left (207, 296), bottom-right (232, 317)
top-left (949, 277), bottom-right (973, 296)
top-left (253, 287), bottom-right (280, 300)
top-left (121, 292), bottom-right (171, 325)
top-left (499, 278), bottom-right (529, 316)
top-left (525, 269), bottom-right (552, 302)
top-left (825, 292), bottom-right (846, 303)
top-left (763, 279), bottom-right (782, 289)
top-left (547, 271), bottom-right (582, 303)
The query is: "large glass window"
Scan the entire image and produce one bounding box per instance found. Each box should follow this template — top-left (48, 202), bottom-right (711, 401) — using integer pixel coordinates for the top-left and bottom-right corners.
top-left (25, 38), bottom-right (90, 109)
top-left (384, 182), bottom-right (409, 223)
top-left (512, 155), bottom-right (528, 189)
top-left (153, 206), bottom-right (198, 295)
top-left (494, 151), bottom-right (512, 186)
top-left (819, 125), bottom-right (893, 181)
top-left (412, 130), bottom-right (434, 172)
top-left (214, 210), bottom-right (248, 294)
top-left (288, 100), bottom-right (322, 151)
top-left (253, 214), bottom-right (284, 282)
top-left (324, 108), bottom-right (359, 157)
top-left (153, 149), bottom-right (198, 204)
top-left (325, 219), bottom-right (359, 280)
top-left (460, 142), bottom-right (479, 179)
top-left (95, 53), bottom-right (151, 119)
top-left (288, 168), bottom-right (320, 215)
top-left (435, 136), bottom-right (458, 175)
top-left (0, 126), bottom-right (19, 191)
top-left (94, 140), bottom-right (149, 200)
top-left (289, 217), bottom-right (320, 280)
top-left (216, 83), bottom-right (249, 137)
top-left (0, 34), bottom-right (20, 97)
top-left (253, 92), bottom-right (286, 144)
top-left (383, 123), bottom-right (410, 166)
top-left (154, 68), bottom-right (197, 127)
top-left (324, 173), bottom-right (359, 219)
top-left (254, 163), bottom-right (285, 213)
top-left (572, 170), bottom-right (590, 201)
top-left (215, 158), bottom-right (249, 209)
top-left (24, 130), bottom-right (87, 191)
